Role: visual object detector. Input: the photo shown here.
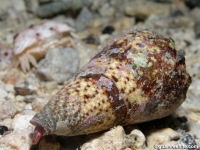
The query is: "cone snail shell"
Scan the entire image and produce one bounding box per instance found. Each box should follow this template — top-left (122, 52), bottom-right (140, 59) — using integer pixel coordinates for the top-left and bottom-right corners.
top-left (30, 29), bottom-right (191, 144)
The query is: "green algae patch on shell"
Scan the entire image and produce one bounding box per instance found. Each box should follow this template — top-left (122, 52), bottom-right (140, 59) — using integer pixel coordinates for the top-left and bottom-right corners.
top-left (30, 29), bottom-right (192, 144)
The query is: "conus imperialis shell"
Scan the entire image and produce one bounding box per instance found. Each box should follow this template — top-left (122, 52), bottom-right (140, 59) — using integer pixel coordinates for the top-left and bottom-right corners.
top-left (30, 29), bottom-right (191, 144)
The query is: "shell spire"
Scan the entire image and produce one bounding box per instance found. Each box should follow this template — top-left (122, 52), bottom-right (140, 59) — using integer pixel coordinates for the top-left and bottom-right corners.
top-left (30, 29), bottom-right (191, 144)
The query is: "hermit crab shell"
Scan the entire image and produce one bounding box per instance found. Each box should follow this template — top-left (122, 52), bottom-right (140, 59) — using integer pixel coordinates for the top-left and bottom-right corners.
top-left (30, 29), bottom-right (191, 144)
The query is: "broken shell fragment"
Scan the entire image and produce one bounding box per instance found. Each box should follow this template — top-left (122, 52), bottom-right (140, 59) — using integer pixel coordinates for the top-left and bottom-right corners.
top-left (30, 29), bottom-right (191, 144)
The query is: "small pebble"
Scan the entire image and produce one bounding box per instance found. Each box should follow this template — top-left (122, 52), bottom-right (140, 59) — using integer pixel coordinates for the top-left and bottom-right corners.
top-left (99, 34), bottom-right (111, 45)
top-left (24, 0), bottom-right (39, 13)
top-left (0, 118), bottom-right (12, 129)
top-left (99, 3), bottom-right (115, 18)
top-left (76, 7), bottom-right (93, 31)
top-left (146, 128), bottom-right (179, 150)
top-left (102, 25), bottom-right (115, 34)
top-left (12, 115), bottom-right (33, 130)
top-left (181, 134), bottom-right (197, 150)
top-left (0, 100), bottom-right (17, 121)
top-left (4, 84), bottom-right (14, 93)
top-left (37, 1), bottom-right (68, 18)
top-left (124, 0), bottom-right (170, 20)
top-left (22, 109), bottom-right (36, 116)
top-left (14, 87), bottom-right (35, 96)
top-left (24, 104), bottom-right (32, 110)
top-left (15, 95), bottom-right (25, 102)
top-left (0, 125), bottom-right (8, 135)
top-left (190, 8), bottom-right (200, 23)
top-left (37, 47), bottom-right (80, 83)
top-left (0, 88), bottom-right (7, 99)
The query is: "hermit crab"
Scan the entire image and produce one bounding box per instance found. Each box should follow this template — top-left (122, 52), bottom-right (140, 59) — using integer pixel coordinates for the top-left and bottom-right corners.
top-left (30, 29), bottom-right (191, 144)
top-left (13, 20), bottom-right (75, 72)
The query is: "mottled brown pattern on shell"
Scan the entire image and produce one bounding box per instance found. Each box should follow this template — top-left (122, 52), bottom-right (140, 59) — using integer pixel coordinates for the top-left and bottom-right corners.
top-left (80, 74), bottom-right (127, 125)
top-left (30, 30), bottom-right (191, 139)
top-left (50, 77), bottom-right (116, 135)
top-left (128, 31), bottom-right (191, 120)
